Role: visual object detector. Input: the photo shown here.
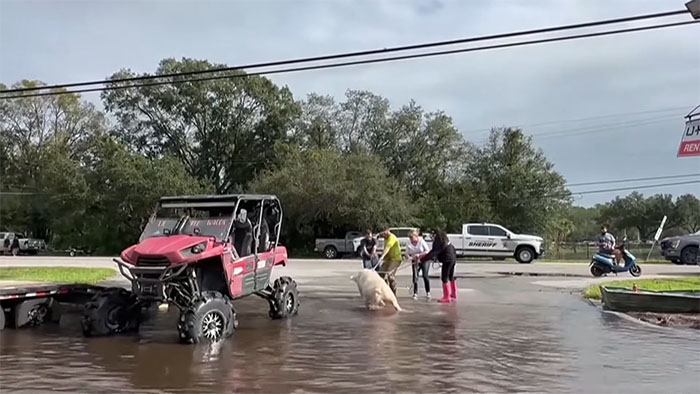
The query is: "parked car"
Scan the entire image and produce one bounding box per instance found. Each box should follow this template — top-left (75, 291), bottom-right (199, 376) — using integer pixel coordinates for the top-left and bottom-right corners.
top-left (447, 223), bottom-right (545, 264)
top-left (315, 231), bottom-right (363, 259)
top-left (351, 227), bottom-right (421, 256)
top-left (659, 231), bottom-right (700, 265)
top-left (0, 232), bottom-right (47, 255)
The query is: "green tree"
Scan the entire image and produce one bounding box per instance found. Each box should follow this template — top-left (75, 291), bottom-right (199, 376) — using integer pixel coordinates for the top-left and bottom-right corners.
top-left (600, 192), bottom-right (675, 240)
top-left (0, 80), bottom-right (107, 240)
top-left (102, 58), bottom-right (301, 193)
top-left (249, 148), bottom-right (412, 249)
top-left (673, 194), bottom-right (700, 233)
top-left (415, 181), bottom-right (492, 233)
top-left (466, 127), bottom-right (571, 234)
top-left (565, 206), bottom-right (601, 242)
top-left (79, 135), bottom-right (207, 253)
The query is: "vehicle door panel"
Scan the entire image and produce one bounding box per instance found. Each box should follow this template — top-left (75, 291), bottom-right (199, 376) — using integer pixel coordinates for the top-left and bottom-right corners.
top-left (225, 252), bottom-right (257, 298)
top-left (487, 226), bottom-right (511, 254)
top-left (465, 225), bottom-right (491, 256)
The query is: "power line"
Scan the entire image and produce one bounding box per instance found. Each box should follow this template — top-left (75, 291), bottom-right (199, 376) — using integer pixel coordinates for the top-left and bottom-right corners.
top-left (2, 20), bottom-right (698, 100)
top-left (532, 116), bottom-right (679, 140)
top-left (472, 115), bottom-right (681, 144)
top-left (571, 180), bottom-right (700, 195)
top-left (464, 106), bottom-right (687, 136)
top-left (0, 9), bottom-right (691, 95)
top-left (566, 173), bottom-right (700, 187)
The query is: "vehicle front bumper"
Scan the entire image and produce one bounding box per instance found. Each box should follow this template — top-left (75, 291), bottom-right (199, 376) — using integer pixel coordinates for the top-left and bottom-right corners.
top-left (661, 248), bottom-right (681, 260)
top-left (114, 258), bottom-right (188, 301)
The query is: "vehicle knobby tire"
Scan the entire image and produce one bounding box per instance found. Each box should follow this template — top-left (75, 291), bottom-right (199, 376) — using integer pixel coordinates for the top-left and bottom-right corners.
top-left (515, 246), bottom-right (535, 264)
top-left (268, 276), bottom-right (300, 320)
top-left (629, 264), bottom-right (642, 277)
top-left (178, 291), bottom-right (236, 344)
top-left (81, 288), bottom-right (140, 337)
top-left (680, 246), bottom-right (698, 266)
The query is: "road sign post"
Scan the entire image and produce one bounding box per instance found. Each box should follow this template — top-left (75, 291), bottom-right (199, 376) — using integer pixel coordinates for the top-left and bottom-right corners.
top-left (646, 215), bottom-right (668, 261)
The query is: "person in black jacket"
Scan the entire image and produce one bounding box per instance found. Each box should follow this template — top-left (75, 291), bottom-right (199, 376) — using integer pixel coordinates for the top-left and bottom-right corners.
top-left (420, 231), bottom-right (457, 303)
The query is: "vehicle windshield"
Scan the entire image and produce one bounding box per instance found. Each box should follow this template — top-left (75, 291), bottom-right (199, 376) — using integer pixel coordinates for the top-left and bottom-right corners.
top-left (180, 207), bottom-right (234, 241)
top-left (140, 217), bottom-right (181, 242)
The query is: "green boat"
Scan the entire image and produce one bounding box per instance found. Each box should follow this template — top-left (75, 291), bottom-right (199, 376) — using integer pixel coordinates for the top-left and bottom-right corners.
top-left (600, 286), bottom-right (700, 313)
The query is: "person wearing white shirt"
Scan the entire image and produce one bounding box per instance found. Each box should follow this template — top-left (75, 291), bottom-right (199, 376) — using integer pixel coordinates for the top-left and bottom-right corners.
top-left (406, 231), bottom-right (431, 300)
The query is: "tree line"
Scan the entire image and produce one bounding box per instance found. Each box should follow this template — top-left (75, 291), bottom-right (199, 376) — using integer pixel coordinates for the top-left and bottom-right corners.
top-left (1, 58), bottom-right (697, 253)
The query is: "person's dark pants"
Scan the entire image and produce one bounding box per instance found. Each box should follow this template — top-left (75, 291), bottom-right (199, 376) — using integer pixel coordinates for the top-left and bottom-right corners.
top-left (441, 259), bottom-right (456, 283)
top-left (412, 261), bottom-right (431, 294)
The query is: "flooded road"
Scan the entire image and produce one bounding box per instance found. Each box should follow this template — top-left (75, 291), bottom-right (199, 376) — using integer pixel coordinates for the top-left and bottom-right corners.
top-left (1, 275), bottom-right (699, 394)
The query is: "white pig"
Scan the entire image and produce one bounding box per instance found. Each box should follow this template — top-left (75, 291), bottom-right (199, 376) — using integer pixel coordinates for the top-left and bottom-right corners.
top-left (350, 269), bottom-right (402, 312)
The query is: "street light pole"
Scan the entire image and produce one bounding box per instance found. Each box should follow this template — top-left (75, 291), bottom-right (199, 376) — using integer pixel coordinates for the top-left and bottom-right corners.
top-left (686, 0), bottom-right (700, 19)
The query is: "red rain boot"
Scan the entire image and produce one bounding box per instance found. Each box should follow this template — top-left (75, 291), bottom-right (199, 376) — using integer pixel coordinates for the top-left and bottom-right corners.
top-left (450, 280), bottom-right (457, 301)
top-left (438, 282), bottom-right (451, 303)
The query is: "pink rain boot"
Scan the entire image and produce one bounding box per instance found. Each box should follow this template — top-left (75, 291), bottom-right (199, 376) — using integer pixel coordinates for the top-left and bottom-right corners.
top-left (450, 280), bottom-right (457, 301)
top-left (438, 283), bottom-right (451, 303)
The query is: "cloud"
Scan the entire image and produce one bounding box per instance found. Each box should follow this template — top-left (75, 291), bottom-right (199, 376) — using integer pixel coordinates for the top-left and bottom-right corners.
top-left (1, 0), bottom-right (698, 206)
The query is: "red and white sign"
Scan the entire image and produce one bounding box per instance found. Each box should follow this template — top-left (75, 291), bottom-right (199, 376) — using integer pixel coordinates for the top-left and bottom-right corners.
top-left (678, 117), bottom-right (700, 157)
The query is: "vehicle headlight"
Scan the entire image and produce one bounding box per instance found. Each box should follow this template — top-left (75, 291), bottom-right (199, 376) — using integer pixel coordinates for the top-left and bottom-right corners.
top-left (671, 240), bottom-right (681, 249)
top-left (181, 242), bottom-right (207, 257)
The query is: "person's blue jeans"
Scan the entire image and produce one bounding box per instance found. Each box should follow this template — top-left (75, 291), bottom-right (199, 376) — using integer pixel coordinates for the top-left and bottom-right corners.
top-left (362, 256), bottom-right (379, 270)
top-left (412, 261), bottom-right (431, 294)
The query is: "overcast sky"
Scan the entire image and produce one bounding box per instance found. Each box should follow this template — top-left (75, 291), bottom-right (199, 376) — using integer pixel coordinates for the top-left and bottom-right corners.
top-left (1, 0), bottom-right (699, 206)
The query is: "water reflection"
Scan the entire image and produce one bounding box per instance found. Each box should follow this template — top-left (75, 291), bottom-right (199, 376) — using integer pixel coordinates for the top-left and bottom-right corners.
top-left (0, 278), bottom-right (698, 394)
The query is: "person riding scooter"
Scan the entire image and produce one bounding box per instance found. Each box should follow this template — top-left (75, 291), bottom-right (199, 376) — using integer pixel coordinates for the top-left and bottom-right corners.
top-left (596, 226), bottom-right (622, 265)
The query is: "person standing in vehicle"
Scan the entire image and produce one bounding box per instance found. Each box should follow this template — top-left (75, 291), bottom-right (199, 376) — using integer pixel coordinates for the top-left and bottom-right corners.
top-left (378, 227), bottom-right (402, 295)
top-left (596, 226), bottom-right (621, 265)
top-left (407, 230), bottom-right (431, 300)
top-left (420, 231), bottom-right (457, 303)
top-left (360, 230), bottom-right (378, 270)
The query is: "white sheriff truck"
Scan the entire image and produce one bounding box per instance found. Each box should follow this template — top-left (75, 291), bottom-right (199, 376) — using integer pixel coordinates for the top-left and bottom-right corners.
top-left (448, 223), bottom-right (545, 264)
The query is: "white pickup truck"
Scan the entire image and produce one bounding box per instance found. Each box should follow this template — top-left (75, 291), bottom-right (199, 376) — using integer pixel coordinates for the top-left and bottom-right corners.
top-left (448, 223), bottom-right (545, 264)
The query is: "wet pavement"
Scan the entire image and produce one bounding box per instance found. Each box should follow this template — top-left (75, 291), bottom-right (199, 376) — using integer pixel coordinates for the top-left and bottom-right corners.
top-left (1, 270), bottom-right (699, 394)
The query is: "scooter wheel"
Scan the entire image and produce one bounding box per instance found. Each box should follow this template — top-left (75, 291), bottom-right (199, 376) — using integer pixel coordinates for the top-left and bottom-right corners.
top-left (630, 265), bottom-right (641, 277)
top-left (590, 265), bottom-right (604, 277)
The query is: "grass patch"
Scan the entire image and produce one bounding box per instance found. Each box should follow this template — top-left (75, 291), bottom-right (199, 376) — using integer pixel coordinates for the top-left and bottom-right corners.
top-left (584, 277), bottom-right (700, 300)
top-left (0, 267), bottom-right (116, 284)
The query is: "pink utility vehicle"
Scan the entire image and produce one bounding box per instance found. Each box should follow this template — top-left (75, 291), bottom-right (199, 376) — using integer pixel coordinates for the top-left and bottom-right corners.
top-left (81, 194), bottom-right (299, 344)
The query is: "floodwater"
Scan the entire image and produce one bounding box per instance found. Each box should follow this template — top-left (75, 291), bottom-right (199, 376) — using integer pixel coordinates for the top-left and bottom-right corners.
top-left (1, 276), bottom-right (699, 394)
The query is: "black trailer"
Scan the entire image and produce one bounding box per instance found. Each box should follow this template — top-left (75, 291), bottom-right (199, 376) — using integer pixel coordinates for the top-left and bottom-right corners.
top-left (0, 283), bottom-right (106, 330)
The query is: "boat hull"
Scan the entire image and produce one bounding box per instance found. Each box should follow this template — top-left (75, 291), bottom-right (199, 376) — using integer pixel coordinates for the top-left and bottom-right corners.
top-left (600, 286), bottom-right (700, 313)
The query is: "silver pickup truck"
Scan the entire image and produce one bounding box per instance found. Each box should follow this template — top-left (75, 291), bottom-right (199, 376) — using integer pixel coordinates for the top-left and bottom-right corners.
top-left (315, 231), bottom-right (363, 259)
top-left (660, 231), bottom-right (699, 265)
top-left (0, 232), bottom-right (47, 255)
